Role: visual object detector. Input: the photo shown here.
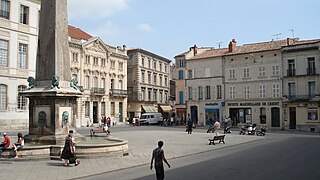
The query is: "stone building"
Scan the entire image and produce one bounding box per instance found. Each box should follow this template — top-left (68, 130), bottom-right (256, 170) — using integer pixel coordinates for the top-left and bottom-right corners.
top-left (0, 0), bottom-right (40, 129)
top-left (173, 45), bottom-right (212, 123)
top-left (127, 48), bottom-right (171, 120)
top-left (68, 26), bottom-right (128, 127)
top-left (282, 40), bottom-right (320, 132)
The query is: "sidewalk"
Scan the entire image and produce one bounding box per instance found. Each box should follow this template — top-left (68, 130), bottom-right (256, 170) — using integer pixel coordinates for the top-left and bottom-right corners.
top-left (0, 128), bottom-right (264, 180)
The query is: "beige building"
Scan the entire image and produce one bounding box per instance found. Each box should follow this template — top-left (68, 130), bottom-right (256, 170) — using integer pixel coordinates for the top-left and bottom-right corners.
top-left (174, 45), bottom-right (212, 123)
top-left (0, 0), bottom-right (40, 129)
top-left (68, 26), bottom-right (128, 127)
top-left (127, 48), bottom-right (171, 120)
top-left (282, 40), bottom-right (320, 132)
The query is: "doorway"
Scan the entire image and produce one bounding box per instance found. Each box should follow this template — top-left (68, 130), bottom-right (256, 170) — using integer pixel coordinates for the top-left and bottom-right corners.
top-left (190, 106), bottom-right (198, 124)
top-left (93, 102), bottom-right (98, 123)
top-left (289, 107), bottom-right (296, 129)
top-left (271, 107), bottom-right (280, 127)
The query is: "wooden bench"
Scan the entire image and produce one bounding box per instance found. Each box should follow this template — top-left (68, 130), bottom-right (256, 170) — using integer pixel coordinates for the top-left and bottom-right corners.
top-left (208, 135), bottom-right (225, 145)
top-left (90, 128), bottom-right (110, 137)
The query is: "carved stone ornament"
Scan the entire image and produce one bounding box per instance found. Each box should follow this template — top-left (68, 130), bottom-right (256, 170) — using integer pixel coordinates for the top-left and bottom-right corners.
top-left (70, 77), bottom-right (79, 91)
top-left (27, 76), bottom-right (36, 89)
top-left (51, 75), bottom-right (60, 89)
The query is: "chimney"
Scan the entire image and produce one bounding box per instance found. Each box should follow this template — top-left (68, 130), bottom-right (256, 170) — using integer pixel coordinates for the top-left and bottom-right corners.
top-left (228, 39), bottom-right (237, 53)
top-left (189, 44), bottom-right (198, 56)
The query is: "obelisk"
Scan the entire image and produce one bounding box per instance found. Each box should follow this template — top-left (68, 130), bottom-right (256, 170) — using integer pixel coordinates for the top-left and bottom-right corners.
top-left (22, 0), bottom-right (82, 144)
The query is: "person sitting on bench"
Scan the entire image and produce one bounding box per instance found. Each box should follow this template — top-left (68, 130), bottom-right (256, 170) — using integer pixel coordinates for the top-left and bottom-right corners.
top-left (0, 133), bottom-right (10, 157)
top-left (12, 132), bottom-right (24, 158)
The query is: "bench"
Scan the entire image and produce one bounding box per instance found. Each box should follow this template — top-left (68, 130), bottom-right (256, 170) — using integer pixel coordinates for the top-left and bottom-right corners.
top-left (208, 135), bottom-right (225, 145)
top-left (90, 128), bottom-right (110, 137)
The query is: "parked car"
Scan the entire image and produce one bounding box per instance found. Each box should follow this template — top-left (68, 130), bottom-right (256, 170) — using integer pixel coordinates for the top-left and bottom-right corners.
top-left (139, 113), bottom-right (163, 125)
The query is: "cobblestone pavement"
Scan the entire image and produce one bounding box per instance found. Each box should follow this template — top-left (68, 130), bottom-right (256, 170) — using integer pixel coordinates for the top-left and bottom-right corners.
top-left (0, 127), bottom-right (264, 180)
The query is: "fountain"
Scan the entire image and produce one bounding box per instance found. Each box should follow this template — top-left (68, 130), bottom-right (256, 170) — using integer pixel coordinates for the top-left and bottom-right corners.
top-left (16, 0), bottom-right (128, 159)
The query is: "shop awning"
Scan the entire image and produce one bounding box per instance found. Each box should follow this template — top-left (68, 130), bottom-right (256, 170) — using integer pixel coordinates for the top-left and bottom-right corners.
top-left (160, 105), bottom-right (172, 112)
top-left (142, 105), bottom-right (157, 113)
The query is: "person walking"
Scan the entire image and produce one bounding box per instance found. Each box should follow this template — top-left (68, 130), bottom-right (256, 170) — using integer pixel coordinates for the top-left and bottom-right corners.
top-left (150, 141), bottom-right (170, 180)
top-left (61, 130), bottom-right (80, 166)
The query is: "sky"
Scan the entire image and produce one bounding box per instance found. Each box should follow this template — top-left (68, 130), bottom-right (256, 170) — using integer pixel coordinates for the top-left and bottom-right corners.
top-left (67, 0), bottom-right (320, 61)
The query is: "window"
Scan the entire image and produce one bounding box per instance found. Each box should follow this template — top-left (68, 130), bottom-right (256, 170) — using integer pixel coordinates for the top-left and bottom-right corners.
top-left (85, 101), bottom-right (90, 117)
top-left (101, 58), bottom-right (106, 67)
top-left (243, 67), bottom-right (250, 78)
top-left (308, 82), bottom-right (316, 99)
top-left (111, 79), bottom-right (114, 89)
top-left (110, 60), bottom-right (115, 69)
top-left (272, 83), bottom-right (280, 98)
top-left (93, 77), bottom-right (98, 88)
top-left (119, 80), bottom-right (123, 90)
top-left (153, 74), bottom-right (157, 85)
top-left (18, 43), bottom-right (27, 69)
top-left (288, 82), bottom-right (296, 98)
top-left (160, 91), bottom-right (163, 102)
top-left (0, 39), bottom-right (8, 67)
top-left (0, 84), bottom-right (6, 110)
top-left (198, 86), bottom-right (203, 100)
top-left (217, 85), bottom-right (222, 99)
top-left (141, 71), bottom-right (145, 83)
top-left (229, 69), bottom-right (236, 79)
top-left (165, 64), bottom-right (167, 72)
top-left (0, 0), bottom-right (10, 19)
top-left (164, 77), bottom-right (168, 86)
top-left (159, 75), bottom-right (162, 86)
top-left (153, 61), bottom-right (157, 70)
top-left (85, 55), bottom-right (90, 64)
top-left (179, 91), bottom-right (183, 104)
top-left (178, 70), bottom-right (184, 79)
top-left (101, 102), bottom-right (105, 116)
top-left (188, 87), bottom-right (193, 100)
top-left (84, 75), bottom-right (90, 89)
top-left (259, 84), bottom-right (266, 98)
top-left (141, 56), bottom-right (145, 66)
top-left (165, 92), bottom-right (168, 102)
top-left (111, 102), bottom-right (115, 116)
top-left (178, 59), bottom-right (185, 67)
top-left (119, 62), bottom-right (123, 71)
top-left (148, 58), bottom-right (151, 68)
top-left (148, 73), bottom-right (151, 84)
top-left (148, 89), bottom-right (151, 100)
top-left (259, 66), bottom-right (266, 77)
top-left (153, 89), bottom-right (157, 101)
top-left (307, 57), bottom-right (316, 75)
top-left (272, 65), bottom-right (279, 76)
top-left (205, 86), bottom-right (211, 99)
top-left (229, 86), bottom-right (236, 99)
top-left (141, 88), bottom-right (145, 101)
top-left (287, 59), bottom-right (295, 76)
top-left (187, 69), bottom-right (193, 79)
top-left (244, 85), bottom-right (250, 99)
top-left (159, 63), bottom-right (162, 72)
top-left (71, 52), bottom-right (78, 62)
top-left (101, 78), bottom-right (105, 89)
top-left (260, 107), bottom-right (266, 124)
top-left (93, 57), bottom-right (99, 66)
top-left (17, 85), bottom-right (27, 110)
top-left (20, 5), bottom-right (29, 24)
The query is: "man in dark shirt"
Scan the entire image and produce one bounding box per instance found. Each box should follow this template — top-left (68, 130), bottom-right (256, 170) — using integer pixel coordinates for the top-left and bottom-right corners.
top-left (150, 141), bottom-right (170, 180)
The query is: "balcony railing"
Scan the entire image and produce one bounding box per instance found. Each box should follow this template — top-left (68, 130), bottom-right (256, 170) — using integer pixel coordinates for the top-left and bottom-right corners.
top-left (91, 87), bottom-right (106, 95)
top-left (307, 67), bottom-right (316, 75)
top-left (286, 69), bottom-right (296, 76)
top-left (283, 94), bottom-right (319, 101)
top-left (109, 89), bottom-right (128, 97)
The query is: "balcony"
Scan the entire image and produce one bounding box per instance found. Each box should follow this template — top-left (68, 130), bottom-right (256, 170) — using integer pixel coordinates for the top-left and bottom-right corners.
top-left (109, 89), bottom-right (128, 97)
top-left (91, 87), bottom-right (106, 95)
top-left (286, 69), bottom-right (296, 76)
top-left (307, 67), bottom-right (316, 75)
top-left (283, 94), bottom-right (319, 102)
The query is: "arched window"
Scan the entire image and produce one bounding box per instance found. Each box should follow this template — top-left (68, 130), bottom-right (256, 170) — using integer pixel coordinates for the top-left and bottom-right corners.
top-left (17, 85), bottom-right (27, 110)
top-left (0, 84), bottom-right (7, 110)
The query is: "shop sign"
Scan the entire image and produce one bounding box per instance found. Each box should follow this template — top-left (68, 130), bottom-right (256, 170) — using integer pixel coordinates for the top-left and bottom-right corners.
top-left (227, 102), bottom-right (280, 106)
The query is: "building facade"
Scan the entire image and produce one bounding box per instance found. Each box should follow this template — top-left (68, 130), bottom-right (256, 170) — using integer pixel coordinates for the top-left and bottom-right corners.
top-left (127, 48), bottom-right (171, 120)
top-left (68, 26), bottom-right (128, 127)
top-left (282, 40), bottom-right (320, 132)
top-left (0, 0), bottom-right (40, 129)
top-left (174, 45), bottom-right (212, 123)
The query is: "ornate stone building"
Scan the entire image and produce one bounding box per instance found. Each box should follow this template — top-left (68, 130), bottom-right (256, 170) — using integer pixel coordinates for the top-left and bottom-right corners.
top-left (68, 26), bottom-right (128, 127)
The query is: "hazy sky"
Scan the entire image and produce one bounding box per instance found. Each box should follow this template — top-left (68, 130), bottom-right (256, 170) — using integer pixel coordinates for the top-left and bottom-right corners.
top-left (68, 0), bottom-right (320, 60)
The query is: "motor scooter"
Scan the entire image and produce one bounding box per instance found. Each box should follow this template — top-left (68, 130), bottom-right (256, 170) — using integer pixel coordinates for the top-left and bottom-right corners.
top-left (224, 126), bottom-right (231, 134)
top-left (247, 123), bottom-right (257, 135)
top-left (256, 126), bottom-right (266, 136)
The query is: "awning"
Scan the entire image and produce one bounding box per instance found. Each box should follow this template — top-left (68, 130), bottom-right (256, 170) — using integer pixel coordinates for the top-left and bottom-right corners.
top-left (142, 105), bottom-right (157, 113)
top-left (160, 105), bottom-right (172, 112)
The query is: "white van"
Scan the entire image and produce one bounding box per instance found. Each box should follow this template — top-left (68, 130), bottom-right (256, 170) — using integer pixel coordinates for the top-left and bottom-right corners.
top-left (139, 113), bottom-right (163, 125)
